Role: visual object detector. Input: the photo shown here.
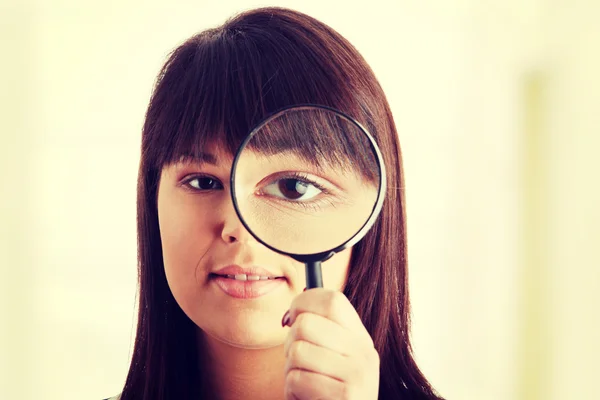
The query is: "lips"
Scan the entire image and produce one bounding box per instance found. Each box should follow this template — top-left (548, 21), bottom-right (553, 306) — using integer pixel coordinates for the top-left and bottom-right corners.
top-left (211, 265), bottom-right (284, 279)
top-left (210, 265), bottom-right (286, 299)
top-left (215, 273), bottom-right (279, 281)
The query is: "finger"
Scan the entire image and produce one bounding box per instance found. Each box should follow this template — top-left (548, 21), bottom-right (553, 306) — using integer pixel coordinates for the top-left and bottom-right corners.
top-left (284, 339), bottom-right (351, 382)
top-left (283, 312), bottom-right (363, 358)
top-left (288, 289), bottom-right (373, 346)
top-left (285, 369), bottom-right (345, 400)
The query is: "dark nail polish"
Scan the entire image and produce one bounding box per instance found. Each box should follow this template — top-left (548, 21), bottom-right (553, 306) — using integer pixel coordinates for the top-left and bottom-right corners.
top-left (303, 287), bottom-right (307, 292)
top-left (281, 310), bottom-right (291, 327)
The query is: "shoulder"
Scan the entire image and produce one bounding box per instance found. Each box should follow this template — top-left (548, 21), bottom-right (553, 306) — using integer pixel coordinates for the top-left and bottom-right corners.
top-left (103, 395), bottom-right (121, 400)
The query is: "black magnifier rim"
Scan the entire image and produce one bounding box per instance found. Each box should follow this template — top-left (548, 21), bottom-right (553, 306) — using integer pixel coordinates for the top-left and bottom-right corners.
top-left (230, 103), bottom-right (386, 261)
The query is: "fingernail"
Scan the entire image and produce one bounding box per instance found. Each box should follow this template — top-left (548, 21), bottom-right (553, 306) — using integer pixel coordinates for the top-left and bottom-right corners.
top-left (303, 287), bottom-right (307, 292)
top-left (281, 310), bottom-right (291, 327)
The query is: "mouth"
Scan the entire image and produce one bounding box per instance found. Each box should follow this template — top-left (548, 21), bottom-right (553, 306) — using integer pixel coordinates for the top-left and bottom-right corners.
top-left (211, 264), bottom-right (285, 280)
top-left (209, 273), bottom-right (285, 281)
top-left (209, 272), bottom-right (287, 299)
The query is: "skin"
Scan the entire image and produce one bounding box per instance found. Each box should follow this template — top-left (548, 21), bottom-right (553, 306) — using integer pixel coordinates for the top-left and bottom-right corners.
top-left (156, 145), bottom-right (380, 400)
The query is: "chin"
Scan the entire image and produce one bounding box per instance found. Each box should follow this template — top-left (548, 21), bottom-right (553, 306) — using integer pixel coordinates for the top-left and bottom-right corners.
top-left (223, 335), bottom-right (285, 350)
top-left (199, 313), bottom-right (287, 349)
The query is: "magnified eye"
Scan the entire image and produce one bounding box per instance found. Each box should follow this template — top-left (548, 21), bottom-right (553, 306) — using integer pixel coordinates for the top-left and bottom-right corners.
top-left (260, 173), bottom-right (324, 202)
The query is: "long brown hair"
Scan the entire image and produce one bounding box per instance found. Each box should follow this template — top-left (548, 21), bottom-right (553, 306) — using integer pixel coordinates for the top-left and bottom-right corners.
top-left (121, 7), bottom-right (443, 400)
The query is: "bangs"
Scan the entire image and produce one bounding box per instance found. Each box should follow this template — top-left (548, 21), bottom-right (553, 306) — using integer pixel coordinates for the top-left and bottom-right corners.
top-left (141, 11), bottom-right (376, 173)
top-left (247, 107), bottom-right (379, 182)
top-left (141, 30), bottom-right (246, 169)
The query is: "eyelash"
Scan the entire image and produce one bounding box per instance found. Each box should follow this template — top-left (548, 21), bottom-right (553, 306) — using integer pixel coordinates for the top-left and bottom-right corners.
top-left (274, 171), bottom-right (328, 193)
top-left (180, 172), bottom-right (336, 211)
top-left (263, 171), bottom-right (336, 211)
top-left (181, 174), bottom-right (224, 192)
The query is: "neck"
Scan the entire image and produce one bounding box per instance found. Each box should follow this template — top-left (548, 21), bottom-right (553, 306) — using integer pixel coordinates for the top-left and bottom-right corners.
top-left (197, 330), bottom-right (286, 400)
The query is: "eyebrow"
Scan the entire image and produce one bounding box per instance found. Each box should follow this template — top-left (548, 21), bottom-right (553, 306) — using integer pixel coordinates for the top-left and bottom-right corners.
top-left (176, 152), bottom-right (219, 165)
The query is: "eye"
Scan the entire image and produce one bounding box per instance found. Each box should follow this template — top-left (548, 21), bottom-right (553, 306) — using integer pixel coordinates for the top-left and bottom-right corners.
top-left (260, 174), bottom-right (324, 202)
top-left (184, 175), bottom-right (223, 191)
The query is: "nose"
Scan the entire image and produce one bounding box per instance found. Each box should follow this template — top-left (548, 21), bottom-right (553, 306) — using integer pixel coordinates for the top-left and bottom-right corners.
top-left (220, 196), bottom-right (252, 244)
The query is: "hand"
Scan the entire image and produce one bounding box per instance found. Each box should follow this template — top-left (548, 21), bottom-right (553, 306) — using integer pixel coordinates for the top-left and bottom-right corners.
top-left (282, 288), bottom-right (380, 400)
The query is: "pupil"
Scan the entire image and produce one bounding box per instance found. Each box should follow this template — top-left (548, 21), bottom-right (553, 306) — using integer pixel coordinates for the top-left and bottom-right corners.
top-left (279, 179), bottom-right (308, 199)
top-left (198, 178), bottom-right (215, 189)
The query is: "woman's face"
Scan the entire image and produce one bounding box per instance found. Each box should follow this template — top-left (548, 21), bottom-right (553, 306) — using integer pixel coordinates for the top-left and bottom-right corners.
top-left (157, 145), bottom-right (353, 349)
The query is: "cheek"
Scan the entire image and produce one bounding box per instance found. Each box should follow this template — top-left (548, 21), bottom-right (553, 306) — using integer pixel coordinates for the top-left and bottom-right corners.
top-left (285, 250), bottom-right (353, 291)
top-left (320, 248), bottom-right (353, 291)
top-left (157, 190), bottom-right (216, 296)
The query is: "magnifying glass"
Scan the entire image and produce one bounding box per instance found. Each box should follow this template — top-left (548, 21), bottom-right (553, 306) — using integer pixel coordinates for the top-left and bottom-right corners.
top-left (230, 105), bottom-right (386, 289)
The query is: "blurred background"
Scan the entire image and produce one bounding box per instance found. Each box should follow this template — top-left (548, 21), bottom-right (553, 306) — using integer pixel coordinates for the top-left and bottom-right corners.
top-left (1, 0), bottom-right (598, 399)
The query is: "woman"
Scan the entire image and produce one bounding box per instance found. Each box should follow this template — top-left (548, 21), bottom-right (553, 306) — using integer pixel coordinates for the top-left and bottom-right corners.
top-left (109, 6), bottom-right (443, 400)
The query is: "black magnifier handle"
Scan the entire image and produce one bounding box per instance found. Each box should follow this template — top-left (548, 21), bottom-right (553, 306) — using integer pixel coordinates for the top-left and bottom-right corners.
top-left (305, 261), bottom-right (323, 289)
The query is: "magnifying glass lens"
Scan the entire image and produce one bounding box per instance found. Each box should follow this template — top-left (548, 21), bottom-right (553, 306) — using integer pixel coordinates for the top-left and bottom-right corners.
top-left (232, 106), bottom-right (382, 256)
